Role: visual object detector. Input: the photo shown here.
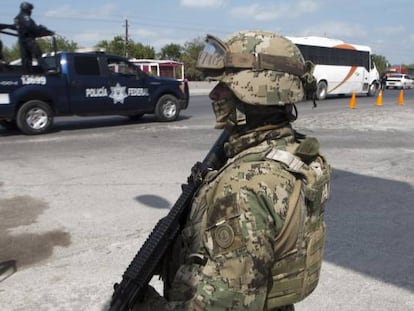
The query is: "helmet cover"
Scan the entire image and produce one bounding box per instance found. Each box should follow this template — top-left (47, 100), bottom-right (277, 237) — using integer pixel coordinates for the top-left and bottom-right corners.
top-left (197, 30), bottom-right (312, 105)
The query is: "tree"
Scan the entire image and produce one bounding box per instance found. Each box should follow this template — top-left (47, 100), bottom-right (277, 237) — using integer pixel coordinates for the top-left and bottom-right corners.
top-left (405, 64), bottom-right (414, 75)
top-left (159, 43), bottom-right (182, 60)
top-left (37, 35), bottom-right (78, 53)
top-left (3, 43), bottom-right (20, 62)
top-left (96, 36), bottom-right (126, 56)
top-left (2, 35), bottom-right (78, 62)
top-left (179, 37), bottom-right (204, 80)
top-left (96, 36), bottom-right (155, 59)
top-left (129, 42), bottom-right (156, 59)
top-left (372, 54), bottom-right (389, 76)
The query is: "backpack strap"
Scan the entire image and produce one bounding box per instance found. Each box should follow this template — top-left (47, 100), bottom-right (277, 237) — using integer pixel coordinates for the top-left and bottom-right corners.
top-left (266, 149), bottom-right (305, 171)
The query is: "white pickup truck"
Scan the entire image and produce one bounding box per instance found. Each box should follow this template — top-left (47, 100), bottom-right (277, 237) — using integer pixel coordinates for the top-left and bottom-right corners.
top-left (386, 74), bottom-right (414, 89)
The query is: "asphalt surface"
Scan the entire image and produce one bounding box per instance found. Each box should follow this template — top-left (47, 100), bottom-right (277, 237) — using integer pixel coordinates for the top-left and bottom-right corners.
top-left (0, 85), bottom-right (413, 310)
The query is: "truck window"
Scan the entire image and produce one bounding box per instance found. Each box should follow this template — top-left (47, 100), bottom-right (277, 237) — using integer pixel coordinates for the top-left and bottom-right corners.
top-left (74, 56), bottom-right (100, 76)
top-left (43, 56), bottom-right (59, 71)
top-left (107, 58), bottom-right (137, 77)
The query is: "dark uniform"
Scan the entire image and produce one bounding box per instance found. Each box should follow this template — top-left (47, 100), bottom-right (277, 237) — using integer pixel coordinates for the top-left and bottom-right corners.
top-left (0, 39), bottom-right (3, 61)
top-left (14, 2), bottom-right (52, 73)
top-left (381, 74), bottom-right (387, 90)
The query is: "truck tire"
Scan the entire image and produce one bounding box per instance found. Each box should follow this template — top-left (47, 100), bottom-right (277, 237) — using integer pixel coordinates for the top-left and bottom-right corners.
top-left (155, 94), bottom-right (179, 122)
top-left (16, 100), bottom-right (54, 135)
top-left (316, 81), bottom-right (328, 100)
top-left (0, 120), bottom-right (18, 130)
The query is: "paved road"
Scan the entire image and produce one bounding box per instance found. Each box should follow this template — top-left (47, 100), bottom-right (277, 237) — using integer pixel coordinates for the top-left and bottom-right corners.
top-left (0, 89), bottom-right (413, 310)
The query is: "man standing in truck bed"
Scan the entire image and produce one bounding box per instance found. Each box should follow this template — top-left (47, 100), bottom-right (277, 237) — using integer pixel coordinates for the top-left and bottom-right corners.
top-left (14, 2), bottom-right (53, 73)
top-left (0, 39), bottom-right (4, 63)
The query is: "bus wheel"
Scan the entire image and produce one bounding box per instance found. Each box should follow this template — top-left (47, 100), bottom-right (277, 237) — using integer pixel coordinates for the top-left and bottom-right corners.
top-left (368, 82), bottom-right (378, 96)
top-left (317, 81), bottom-right (327, 100)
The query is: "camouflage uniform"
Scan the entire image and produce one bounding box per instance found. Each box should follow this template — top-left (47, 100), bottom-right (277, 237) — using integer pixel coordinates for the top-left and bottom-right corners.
top-left (135, 128), bottom-right (329, 311)
top-left (133, 31), bottom-right (330, 310)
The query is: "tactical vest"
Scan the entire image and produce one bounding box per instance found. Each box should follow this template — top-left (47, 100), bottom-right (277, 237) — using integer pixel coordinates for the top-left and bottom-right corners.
top-left (164, 135), bottom-right (330, 308)
top-left (264, 139), bottom-right (330, 309)
top-left (217, 136), bottom-right (330, 309)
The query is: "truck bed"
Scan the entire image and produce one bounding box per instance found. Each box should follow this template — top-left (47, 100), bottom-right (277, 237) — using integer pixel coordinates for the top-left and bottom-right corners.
top-left (0, 63), bottom-right (45, 75)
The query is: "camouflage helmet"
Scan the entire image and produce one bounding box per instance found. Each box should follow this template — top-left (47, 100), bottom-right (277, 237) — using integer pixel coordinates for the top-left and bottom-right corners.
top-left (196, 30), bottom-right (314, 105)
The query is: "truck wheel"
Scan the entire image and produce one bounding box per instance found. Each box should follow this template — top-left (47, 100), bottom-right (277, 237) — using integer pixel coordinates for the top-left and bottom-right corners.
top-left (16, 100), bottom-right (54, 135)
top-left (316, 81), bottom-right (328, 100)
top-left (0, 120), bottom-right (18, 130)
top-left (155, 95), bottom-right (179, 122)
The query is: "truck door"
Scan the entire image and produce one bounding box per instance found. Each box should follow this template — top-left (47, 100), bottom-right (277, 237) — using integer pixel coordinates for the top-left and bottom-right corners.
top-left (69, 55), bottom-right (113, 114)
top-left (105, 58), bottom-right (152, 113)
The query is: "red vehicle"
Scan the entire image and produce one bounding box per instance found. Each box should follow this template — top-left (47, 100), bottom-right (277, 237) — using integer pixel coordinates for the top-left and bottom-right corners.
top-left (385, 66), bottom-right (407, 76)
top-left (129, 59), bottom-right (185, 80)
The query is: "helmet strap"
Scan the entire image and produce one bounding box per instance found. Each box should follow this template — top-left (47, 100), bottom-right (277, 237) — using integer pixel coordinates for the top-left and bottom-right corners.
top-left (234, 101), bottom-right (246, 126)
top-left (285, 104), bottom-right (298, 122)
top-left (242, 104), bottom-right (295, 131)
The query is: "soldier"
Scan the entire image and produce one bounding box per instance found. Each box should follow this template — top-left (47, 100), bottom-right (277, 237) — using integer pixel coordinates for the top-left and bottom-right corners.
top-left (0, 38), bottom-right (4, 63)
top-left (381, 74), bottom-right (388, 91)
top-left (14, 2), bottom-right (53, 73)
top-left (134, 30), bottom-right (331, 310)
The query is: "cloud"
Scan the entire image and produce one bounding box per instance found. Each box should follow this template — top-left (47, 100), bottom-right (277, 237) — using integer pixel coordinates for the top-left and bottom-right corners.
top-left (72, 32), bottom-right (110, 48)
top-left (230, 1), bottom-right (319, 21)
top-left (376, 25), bottom-right (405, 36)
top-left (44, 3), bottom-right (119, 19)
top-left (299, 21), bottom-right (367, 39)
top-left (129, 28), bottom-right (183, 51)
top-left (132, 28), bottom-right (159, 39)
top-left (180, 0), bottom-right (228, 8)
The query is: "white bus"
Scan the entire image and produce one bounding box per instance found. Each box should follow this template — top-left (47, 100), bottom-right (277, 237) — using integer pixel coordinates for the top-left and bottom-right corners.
top-left (287, 36), bottom-right (380, 100)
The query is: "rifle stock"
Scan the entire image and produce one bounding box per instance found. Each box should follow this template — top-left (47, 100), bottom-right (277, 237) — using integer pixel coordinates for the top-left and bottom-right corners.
top-left (109, 130), bottom-right (230, 311)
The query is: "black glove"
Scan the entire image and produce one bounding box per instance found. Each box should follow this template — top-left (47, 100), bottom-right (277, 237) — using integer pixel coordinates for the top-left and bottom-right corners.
top-left (130, 285), bottom-right (167, 311)
top-left (37, 25), bottom-right (55, 37)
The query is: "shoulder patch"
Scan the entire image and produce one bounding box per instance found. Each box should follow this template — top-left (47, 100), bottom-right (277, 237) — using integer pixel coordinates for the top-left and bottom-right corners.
top-left (214, 223), bottom-right (235, 249)
top-left (209, 218), bottom-right (243, 254)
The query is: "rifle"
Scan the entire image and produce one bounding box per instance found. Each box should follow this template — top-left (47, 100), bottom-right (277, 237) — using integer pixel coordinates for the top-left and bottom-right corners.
top-left (109, 130), bottom-right (230, 311)
top-left (0, 23), bottom-right (17, 37)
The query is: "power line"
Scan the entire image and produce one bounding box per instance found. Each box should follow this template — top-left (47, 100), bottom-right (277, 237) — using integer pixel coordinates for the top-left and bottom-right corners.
top-left (39, 14), bottom-right (234, 37)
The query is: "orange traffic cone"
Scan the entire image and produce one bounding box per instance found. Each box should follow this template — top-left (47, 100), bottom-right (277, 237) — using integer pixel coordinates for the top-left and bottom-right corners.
top-left (349, 92), bottom-right (356, 109)
top-left (376, 90), bottom-right (383, 106)
top-left (397, 89), bottom-right (404, 105)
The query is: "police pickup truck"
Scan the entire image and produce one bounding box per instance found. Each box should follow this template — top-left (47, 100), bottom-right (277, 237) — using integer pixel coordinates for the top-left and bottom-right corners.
top-left (0, 51), bottom-right (189, 134)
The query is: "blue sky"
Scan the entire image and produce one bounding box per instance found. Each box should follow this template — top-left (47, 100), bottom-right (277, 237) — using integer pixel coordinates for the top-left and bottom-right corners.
top-left (1, 0), bottom-right (412, 65)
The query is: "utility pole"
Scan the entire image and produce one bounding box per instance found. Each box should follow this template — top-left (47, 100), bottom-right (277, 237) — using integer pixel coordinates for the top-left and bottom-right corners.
top-left (124, 18), bottom-right (129, 58)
